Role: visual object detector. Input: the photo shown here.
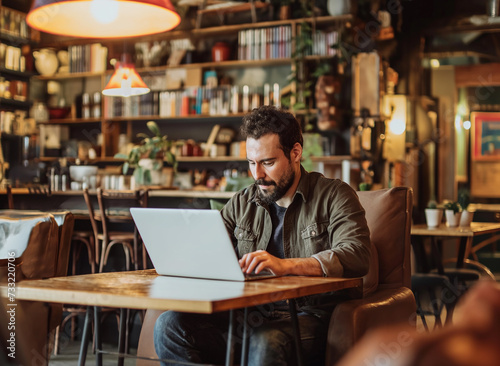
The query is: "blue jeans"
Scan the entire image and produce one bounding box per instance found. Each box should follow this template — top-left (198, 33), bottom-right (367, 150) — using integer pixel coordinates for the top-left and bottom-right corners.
top-left (154, 304), bottom-right (328, 366)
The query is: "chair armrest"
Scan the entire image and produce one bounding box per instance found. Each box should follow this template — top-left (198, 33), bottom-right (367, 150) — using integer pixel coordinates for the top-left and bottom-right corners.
top-left (137, 309), bottom-right (165, 365)
top-left (326, 287), bottom-right (416, 365)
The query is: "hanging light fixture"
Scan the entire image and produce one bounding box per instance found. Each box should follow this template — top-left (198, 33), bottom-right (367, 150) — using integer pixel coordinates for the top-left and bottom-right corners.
top-left (102, 53), bottom-right (150, 97)
top-left (27, 0), bottom-right (181, 38)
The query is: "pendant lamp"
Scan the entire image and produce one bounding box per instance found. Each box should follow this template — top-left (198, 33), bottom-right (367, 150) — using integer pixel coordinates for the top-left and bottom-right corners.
top-left (27, 0), bottom-right (181, 38)
top-left (102, 53), bottom-right (150, 97)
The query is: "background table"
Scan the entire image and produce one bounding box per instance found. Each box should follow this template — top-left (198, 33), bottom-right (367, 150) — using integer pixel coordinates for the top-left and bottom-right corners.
top-left (411, 222), bottom-right (500, 273)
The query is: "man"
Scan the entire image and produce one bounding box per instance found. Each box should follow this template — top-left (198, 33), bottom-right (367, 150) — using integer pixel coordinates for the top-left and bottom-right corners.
top-left (154, 105), bottom-right (371, 365)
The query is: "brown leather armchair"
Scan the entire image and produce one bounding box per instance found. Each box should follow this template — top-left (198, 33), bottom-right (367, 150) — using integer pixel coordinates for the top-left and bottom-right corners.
top-left (325, 187), bottom-right (416, 364)
top-left (0, 210), bottom-right (74, 366)
top-left (136, 187), bottom-right (416, 365)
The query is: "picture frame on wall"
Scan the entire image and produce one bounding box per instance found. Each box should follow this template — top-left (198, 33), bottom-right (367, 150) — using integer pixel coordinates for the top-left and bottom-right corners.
top-left (470, 112), bottom-right (500, 198)
top-left (471, 112), bottom-right (500, 161)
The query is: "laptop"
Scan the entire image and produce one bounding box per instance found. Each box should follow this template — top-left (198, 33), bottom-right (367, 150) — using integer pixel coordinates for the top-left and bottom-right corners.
top-left (130, 208), bottom-right (276, 282)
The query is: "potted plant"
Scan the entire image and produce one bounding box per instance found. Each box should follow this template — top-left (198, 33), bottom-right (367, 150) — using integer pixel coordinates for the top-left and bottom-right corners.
top-left (443, 200), bottom-right (462, 227)
top-left (115, 121), bottom-right (177, 186)
top-left (425, 200), bottom-right (443, 228)
top-left (458, 188), bottom-right (474, 227)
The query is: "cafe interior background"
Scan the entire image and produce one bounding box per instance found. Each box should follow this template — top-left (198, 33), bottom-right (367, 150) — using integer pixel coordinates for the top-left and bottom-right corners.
top-left (2, 0), bottom-right (500, 359)
top-left (2, 0), bottom-right (500, 215)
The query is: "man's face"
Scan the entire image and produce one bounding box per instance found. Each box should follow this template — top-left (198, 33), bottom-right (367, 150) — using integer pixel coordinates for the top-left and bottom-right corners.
top-left (246, 134), bottom-right (296, 204)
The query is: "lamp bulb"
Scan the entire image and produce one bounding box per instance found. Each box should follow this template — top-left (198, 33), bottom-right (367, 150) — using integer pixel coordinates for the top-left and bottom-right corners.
top-left (91, 0), bottom-right (119, 25)
top-left (389, 119), bottom-right (406, 135)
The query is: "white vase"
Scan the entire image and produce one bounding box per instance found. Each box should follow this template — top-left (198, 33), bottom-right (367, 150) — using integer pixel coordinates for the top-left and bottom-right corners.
top-left (327, 0), bottom-right (351, 16)
top-left (445, 210), bottom-right (462, 227)
top-left (459, 210), bottom-right (474, 227)
top-left (425, 208), bottom-right (443, 228)
top-left (135, 158), bottom-right (163, 186)
top-left (33, 48), bottom-right (59, 76)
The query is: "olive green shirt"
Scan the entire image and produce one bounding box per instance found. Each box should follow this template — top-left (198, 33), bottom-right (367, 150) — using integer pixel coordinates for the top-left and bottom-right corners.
top-left (220, 167), bottom-right (371, 314)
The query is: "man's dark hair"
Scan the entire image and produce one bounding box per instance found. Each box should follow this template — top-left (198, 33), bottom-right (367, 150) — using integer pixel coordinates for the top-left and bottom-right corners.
top-left (240, 105), bottom-right (303, 158)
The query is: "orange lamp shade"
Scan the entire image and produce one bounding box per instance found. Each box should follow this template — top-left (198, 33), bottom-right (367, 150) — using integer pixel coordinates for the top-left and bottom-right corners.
top-left (27, 0), bottom-right (181, 38)
top-left (102, 61), bottom-right (150, 97)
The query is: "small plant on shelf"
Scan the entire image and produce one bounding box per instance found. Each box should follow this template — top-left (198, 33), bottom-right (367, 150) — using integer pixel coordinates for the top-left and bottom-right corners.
top-left (115, 121), bottom-right (177, 186)
top-left (457, 188), bottom-right (474, 226)
top-left (443, 201), bottom-right (462, 214)
top-left (443, 200), bottom-right (462, 227)
top-left (424, 199), bottom-right (443, 228)
top-left (458, 188), bottom-right (470, 212)
top-left (427, 200), bottom-right (438, 209)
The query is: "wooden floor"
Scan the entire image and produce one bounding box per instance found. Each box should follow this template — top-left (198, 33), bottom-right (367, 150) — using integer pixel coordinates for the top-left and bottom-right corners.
top-left (48, 315), bottom-right (437, 366)
top-left (49, 341), bottom-right (138, 366)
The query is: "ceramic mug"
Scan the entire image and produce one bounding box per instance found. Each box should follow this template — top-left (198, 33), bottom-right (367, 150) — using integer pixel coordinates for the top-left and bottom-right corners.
top-left (212, 42), bottom-right (230, 62)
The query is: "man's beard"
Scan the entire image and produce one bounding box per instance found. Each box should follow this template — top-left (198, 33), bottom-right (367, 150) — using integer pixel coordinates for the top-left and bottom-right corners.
top-left (255, 166), bottom-right (295, 205)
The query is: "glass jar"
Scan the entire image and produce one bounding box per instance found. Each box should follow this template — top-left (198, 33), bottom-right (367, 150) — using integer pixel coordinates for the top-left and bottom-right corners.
top-left (30, 102), bottom-right (49, 122)
top-left (92, 92), bottom-right (101, 118)
top-left (82, 93), bottom-right (91, 119)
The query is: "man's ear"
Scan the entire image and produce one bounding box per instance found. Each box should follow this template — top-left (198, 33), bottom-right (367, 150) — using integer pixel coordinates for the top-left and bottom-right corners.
top-left (291, 142), bottom-right (302, 163)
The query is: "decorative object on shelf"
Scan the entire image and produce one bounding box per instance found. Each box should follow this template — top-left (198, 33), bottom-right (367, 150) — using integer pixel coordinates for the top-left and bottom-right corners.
top-left (30, 101), bottom-right (49, 122)
top-left (69, 165), bottom-right (98, 189)
top-left (115, 121), bottom-right (177, 186)
top-left (102, 53), bottom-right (150, 97)
top-left (424, 200), bottom-right (443, 228)
top-left (279, 3), bottom-right (291, 20)
top-left (211, 42), bottom-right (230, 62)
top-left (56, 50), bottom-right (70, 74)
top-left (48, 106), bottom-right (71, 119)
top-left (444, 201), bottom-right (462, 227)
top-left (26, 0), bottom-right (181, 38)
top-left (135, 40), bottom-right (169, 67)
top-left (327, 0), bottom-right (351, 16)
top-left (33, 48), bottom-right (59, 76)
top-left (315, 68), bottom-right (342, 130)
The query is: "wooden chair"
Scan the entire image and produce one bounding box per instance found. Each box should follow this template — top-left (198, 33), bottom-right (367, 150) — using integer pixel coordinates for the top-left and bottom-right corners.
top-left (83, 187), bottom-right (149, 272)
top-left (5, 184), bottom-right (14, 209)
top-left (82, 187), bottom-right (149, 354)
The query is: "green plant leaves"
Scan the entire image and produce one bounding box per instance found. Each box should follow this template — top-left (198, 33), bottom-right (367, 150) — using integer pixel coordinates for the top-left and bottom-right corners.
top-left (147, 120), bottom-right (161, 136)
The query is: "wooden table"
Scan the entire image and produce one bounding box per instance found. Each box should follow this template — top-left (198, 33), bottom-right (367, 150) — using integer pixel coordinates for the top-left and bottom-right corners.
top-left (1, 269), bottom-right (362, 366)
top-left (411, 222), bottom-right (500, 273)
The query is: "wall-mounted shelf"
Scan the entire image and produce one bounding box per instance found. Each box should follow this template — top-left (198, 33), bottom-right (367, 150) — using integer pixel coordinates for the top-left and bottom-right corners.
top-left (0, 67), bottom-right (34, 79)
top-left (37, 117), bottom-right (102, 124)
top-left (0, 31), bottom-right (32, 45)
top-left (32, 71), bottom-right (104, 81)
top-left (28, 13), bottom-right (352, 174)
top-left (0, 97), bottom-right (31, 109)
top-left (177, 156), bottom-right (246, 162)
top-left (106, 114), bottom-right (247, 123)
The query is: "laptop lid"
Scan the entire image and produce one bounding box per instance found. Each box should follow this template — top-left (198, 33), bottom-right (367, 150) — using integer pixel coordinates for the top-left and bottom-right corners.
top-left (131, 208), bottom-right (247, 281)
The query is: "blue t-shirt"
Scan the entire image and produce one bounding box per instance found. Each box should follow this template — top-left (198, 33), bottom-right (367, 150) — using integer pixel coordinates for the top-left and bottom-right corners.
top-left (267, 202), bottom-right (287, 259)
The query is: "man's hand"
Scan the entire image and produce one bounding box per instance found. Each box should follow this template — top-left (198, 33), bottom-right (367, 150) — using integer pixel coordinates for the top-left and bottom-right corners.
top-left (239, 250), bottom-right (323, 276)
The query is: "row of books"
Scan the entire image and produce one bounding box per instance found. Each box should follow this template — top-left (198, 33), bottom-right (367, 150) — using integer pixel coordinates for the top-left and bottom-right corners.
top-left (0, 43), bottom-right (24, 71)
top-left (103, 92), bottom-right (159, 118)
top-left (306, 30), bottom-right (340, 57)
top-left (0, 7), bottom-right (30, 40)
top-left (103, 84), bottom-right (282, 118)
top-left (68, 43), bottom-right (108, 74)
top-left (237, 26), bottom-right (292, 61)
top-left (236, 27), bottom-right (340, 60)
